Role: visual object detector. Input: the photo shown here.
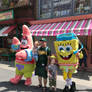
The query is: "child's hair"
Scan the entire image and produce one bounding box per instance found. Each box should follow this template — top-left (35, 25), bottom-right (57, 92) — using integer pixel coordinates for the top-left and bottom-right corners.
top-left (49, 54), bottom-right (57, 64)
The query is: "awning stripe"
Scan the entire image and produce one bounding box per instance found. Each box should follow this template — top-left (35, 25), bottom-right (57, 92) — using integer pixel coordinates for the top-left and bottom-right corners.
top-left (29, 19), bottom-right (92, 36)
top-left (36, 24), bottom-right (48, 36)
top-left (2, 25), bottom-right (16, 34)
top-left (32, 24), bottom-right (42, 35)
top-left (37, 23), bottom-right (52, 36)
top-left (66, 21), bottom-right (74, 33)
top-left (88, 20), bottom-right (92, 35)
top-left (0, 27), bottom-right (9, 36)
top-left (47, 23), bottom-right (57, 36)
top-left (30, 24), bottom-right (38, 30)
top-left (77, 20), bottom-right (85, 35)
top-left (80, 20), bottom-right (87, 35)
top-left (53, 23), bottom-right (62, 36)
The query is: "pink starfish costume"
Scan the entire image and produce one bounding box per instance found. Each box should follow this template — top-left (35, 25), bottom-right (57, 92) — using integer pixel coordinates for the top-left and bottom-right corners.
top-left (10, 25), bottom-right (36, 86)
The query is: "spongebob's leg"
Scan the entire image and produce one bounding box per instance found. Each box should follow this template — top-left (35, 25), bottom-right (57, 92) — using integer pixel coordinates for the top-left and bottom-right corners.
top-left (66, 72), bottom-right (72, 86)
top-left (68, 71), bottom-right (76, 92)
top-left (63, 71), bottom-right (67, 80)
top-left (63, 71), bottom-right (70, 92)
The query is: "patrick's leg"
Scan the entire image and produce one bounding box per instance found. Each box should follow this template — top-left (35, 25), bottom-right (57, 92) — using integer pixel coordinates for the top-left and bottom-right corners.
top-left (24, 72), bottom-right (32, 86)
top-left (10, 69), bottom-right (23, 84)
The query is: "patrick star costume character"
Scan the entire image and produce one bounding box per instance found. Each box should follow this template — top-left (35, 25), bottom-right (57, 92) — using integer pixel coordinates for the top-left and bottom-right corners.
top-left (10, 25), bottom-right (36, 86)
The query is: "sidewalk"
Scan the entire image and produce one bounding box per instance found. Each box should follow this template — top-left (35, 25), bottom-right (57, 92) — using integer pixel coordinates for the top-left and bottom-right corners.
top-left (0, 61), bottom-right (92, 92)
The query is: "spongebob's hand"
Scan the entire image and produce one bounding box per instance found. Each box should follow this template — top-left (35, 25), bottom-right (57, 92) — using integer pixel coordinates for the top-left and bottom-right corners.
top-left (76, 51), bottom-right (83, 59)
top-left (78, 51), bottom-right (83, 59)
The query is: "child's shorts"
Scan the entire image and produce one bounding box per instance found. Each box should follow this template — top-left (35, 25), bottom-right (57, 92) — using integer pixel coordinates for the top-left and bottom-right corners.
top-left (49, 78), bottom-right (56, 87)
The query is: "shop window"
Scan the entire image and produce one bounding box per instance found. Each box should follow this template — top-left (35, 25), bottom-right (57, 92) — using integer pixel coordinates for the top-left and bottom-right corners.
top-left (39, 0), bottom-right (72, 19)
top-left (0, 0), bottom-right (30, 9)
top-left (39, 0), bottom-right (52, 19)
top-left (74, 0), bottom-right (91, 14)
top-left (0, 37), bottom-right (3, 48)
top-left (53, 0), bottom-right (72, 17)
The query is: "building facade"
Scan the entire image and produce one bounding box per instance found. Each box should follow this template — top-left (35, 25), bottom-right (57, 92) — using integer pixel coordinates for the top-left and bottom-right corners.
top-left (0, 0), bottom-right (36, 61)
top-left (29, 0), bottom-right (92, 70)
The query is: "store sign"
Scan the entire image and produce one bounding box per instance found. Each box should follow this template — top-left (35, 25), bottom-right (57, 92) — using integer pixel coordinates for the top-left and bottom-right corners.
top-left (0, 10), bottom-right (14, 21)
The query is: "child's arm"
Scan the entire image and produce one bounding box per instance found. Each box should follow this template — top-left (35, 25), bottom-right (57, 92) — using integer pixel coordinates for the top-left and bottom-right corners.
top-left (48, 67), bottom-right (52, 78)
top-left (56, 71), bottom-right (57, 79)
top-left (48, 71), bottom-right (52, 78)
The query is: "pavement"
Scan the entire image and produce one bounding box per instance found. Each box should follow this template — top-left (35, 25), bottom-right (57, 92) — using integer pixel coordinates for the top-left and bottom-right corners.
top-left (0, 61), bottom-right (92, 92)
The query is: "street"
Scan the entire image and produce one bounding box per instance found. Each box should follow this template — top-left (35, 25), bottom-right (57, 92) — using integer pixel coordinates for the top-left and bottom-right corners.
top-left (0, 61), bottom-right (92, 92)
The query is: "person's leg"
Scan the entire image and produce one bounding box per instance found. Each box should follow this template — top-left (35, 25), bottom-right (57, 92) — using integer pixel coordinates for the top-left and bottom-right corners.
top-left (79, 60), bottom-right (83, 70)
top-left (43, 78), bottom-right (47, 87)
top-left (43, 78), bottom-right (47, 92)
top-left (79, 59), bottom-right (82, 67)
top-left (38, 76), bottom-right (42, 87)
top-left (49, 78), bottom-right (52, 91)
top-left (84, 59), bottom-right (87, 67)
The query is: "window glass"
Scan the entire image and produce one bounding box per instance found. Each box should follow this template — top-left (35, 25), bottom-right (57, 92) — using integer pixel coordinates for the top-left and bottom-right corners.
top-left (74, 0), bottom-right (91, 14)
top-left (40, 0), bottom-right (52, 19)
top-left (53, 0), bottom-right (72, 17)
top-left (0, 0), bottom-right (30, 9)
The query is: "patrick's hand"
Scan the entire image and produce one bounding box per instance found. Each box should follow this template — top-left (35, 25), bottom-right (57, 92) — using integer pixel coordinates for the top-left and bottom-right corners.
top-left (16, 50), bottom-right (27, 60)
top-left (12, 37), bottom-right (20, 45)
top-left (11, 37), bottom-right (20, 51)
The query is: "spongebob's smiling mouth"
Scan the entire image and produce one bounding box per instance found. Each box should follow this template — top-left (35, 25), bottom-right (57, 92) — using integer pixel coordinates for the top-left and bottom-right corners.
top-left (60, 54), bottom-right (72, 60)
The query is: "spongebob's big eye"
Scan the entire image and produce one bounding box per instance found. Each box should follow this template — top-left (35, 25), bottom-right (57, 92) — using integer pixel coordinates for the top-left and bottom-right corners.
top-left (58, 46), bottom-right (65, 51)
top-left (65, 45), bottom-right (72, 52)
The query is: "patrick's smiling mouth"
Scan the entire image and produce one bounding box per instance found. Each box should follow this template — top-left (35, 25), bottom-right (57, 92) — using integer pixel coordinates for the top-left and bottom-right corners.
top-left (60, 54), bottom-right (72, 60)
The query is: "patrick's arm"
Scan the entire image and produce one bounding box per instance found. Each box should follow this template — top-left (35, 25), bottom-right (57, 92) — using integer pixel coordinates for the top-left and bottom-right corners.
top-left (11, 37), bottom-right (20, 51)
top-left (16, 49), bottom-right (33, 62)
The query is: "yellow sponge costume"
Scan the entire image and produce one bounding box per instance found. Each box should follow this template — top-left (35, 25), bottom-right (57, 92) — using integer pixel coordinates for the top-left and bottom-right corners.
top-left (54, 33), bottom-right (83, 92)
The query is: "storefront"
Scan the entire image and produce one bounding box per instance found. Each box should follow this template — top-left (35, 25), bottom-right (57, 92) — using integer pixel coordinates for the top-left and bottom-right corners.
top-left (0, 0), bottom-right (30, 9)
top-left (29, 0), bottom-right (91, 70)
top-left (37, 0), bottom-right (92, 19)
top-left (0, 10), bottom-right (17, 61)
top-left (0, 0), bottom-right (36, 61)
top-left (29, 14), bottom-right (92, 70)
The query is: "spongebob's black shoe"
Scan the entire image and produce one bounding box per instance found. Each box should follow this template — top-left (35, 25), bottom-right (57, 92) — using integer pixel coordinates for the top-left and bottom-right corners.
top-left (69, 82), bottom-right (76, 92)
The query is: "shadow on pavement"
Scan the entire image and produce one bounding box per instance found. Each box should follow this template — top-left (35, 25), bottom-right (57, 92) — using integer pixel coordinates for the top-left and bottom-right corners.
top-left (72, 70), bottom-right (92, 81)
top-left (76, 89), bottom-right (92, 92)
top-left (57, 67), bottom-right (92, 81)
top-left (0, 60), bottom-right (15, 67)
top-left (0, 61), bottom-right (92, 81)
top-left (0, 81), bottom-right (62, 92)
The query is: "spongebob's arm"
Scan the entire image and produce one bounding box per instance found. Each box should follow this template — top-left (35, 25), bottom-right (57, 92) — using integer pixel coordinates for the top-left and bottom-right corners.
top-left (76, 51), bottom-right (83, 59)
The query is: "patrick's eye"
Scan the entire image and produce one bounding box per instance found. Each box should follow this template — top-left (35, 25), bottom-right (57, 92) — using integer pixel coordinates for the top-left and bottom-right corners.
top-left (65, 45), bottom-right (72, 52)
top-left (21, 39), bottom-right (27, 45)
top-left (58, 46), bottom-right (65, 51)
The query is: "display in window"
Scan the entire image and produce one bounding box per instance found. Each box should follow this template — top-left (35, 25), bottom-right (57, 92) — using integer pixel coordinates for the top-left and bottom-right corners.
top-left (40, 0), bottom-right (52, 19)
top-left (75, 0), bottom-right (91, 14)
top-left (0, 0), bottom-right (30, 9)
top-left (53, 0), bottom-right (72, 17)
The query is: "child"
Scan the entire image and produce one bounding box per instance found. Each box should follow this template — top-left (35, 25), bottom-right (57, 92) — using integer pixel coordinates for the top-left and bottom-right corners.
top-left (32, 41), bottom-right (39, 62)
top-left (48, 55), bottom-right (58, 92)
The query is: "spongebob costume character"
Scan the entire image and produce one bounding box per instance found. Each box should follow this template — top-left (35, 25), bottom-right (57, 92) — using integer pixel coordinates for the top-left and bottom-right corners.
top-left (54, 33), bottom-right (83, 92)
top-left (10, 25), bottom-right (36, 86)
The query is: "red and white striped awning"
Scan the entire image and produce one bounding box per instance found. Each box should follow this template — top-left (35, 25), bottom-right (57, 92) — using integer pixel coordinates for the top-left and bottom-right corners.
top-left (0, 25), bottom-right (16, 36)
top-left (29, 19), bottom-right (92, 36)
